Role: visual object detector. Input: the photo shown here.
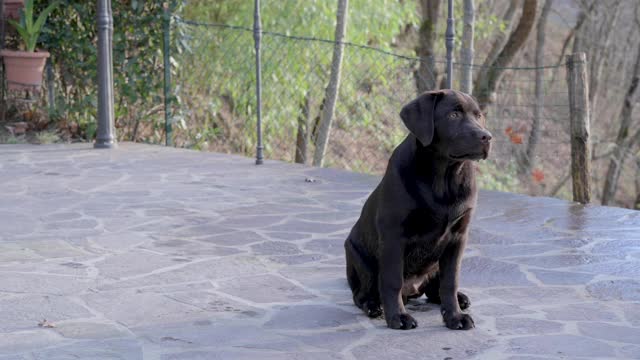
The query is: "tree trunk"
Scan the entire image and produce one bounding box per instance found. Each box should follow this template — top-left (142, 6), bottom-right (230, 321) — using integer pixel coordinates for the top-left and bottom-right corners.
top-left (547, 0), bottom-right (595, 88)
top-left (459, 0), bottom-right (475, 94)
top-left (635, 156), bottom-right (640, 210)
top-left (566, 52), bottom-right (592, 204)
top-left (601, 46), bottom-right (640, 205)
top-left (473, 0), bottom-right (537, 112)
top-left (477, 0), bottom-right (520, 76)
top-left (294, 90), bottom-right (311, 164)
top-left (587, 1), bottom-right (621, 115)
top-left (313, 0), bottom-right (348, 167)
top-left (414, 0), bottom-right (441, 93)
top-left (520, 0), bottom-right (553, 175)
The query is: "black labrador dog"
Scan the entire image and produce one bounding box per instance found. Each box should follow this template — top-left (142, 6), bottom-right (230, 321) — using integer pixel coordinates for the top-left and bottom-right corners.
top-left (345, 89), bottom-right (491, 330)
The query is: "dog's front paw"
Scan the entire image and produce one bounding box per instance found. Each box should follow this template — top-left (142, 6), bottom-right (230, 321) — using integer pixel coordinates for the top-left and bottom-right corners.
top-left (441, 309), bottom-right (474, 330)
top-left (386, 313), bottom-right (418, 330)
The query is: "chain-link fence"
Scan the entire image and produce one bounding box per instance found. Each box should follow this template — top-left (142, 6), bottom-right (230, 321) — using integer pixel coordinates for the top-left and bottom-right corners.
top-left (166, 5), bottom-right (572, 198)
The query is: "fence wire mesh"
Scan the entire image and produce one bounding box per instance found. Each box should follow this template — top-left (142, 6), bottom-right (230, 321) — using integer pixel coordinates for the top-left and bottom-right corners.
top-left (168, 9), bottom-right (572, 198)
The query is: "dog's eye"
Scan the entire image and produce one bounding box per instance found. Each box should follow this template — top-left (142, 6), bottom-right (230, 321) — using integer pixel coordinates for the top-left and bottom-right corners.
top-left (449, 111), bottom-right (462, 120)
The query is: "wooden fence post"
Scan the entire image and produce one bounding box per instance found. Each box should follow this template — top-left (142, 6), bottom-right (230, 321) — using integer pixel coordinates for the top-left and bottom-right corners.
top-left (566, 52), bottom-right (591, 204)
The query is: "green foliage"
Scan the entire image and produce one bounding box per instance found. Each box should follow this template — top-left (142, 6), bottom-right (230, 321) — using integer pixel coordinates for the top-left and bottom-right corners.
top-left (37, 0), bottom-right (171, 141)
top-left (35, 131), bottom-right (60, 144)
top-left (174, 0), bottom-right (418, 156)
top-left (476, 160), bottom-right (520, 192)
top-left (8, 0), bottom-right (59, 52)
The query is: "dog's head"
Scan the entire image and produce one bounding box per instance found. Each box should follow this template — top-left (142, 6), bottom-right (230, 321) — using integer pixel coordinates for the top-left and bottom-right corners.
top-left (400, 89), bottom-right (492, 161)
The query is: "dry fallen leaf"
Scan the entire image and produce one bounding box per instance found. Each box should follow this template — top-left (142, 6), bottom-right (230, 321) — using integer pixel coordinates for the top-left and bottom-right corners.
top-left (532, 169), bottom-right (545, 183)
top-left (38, 319), bottom-right (56, 328)
top-left (509, 133), bottom-right (523, 145)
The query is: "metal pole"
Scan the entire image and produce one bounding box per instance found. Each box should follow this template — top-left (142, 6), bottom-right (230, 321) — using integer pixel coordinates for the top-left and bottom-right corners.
top-left (253, 0), bottom-right (264, 165)
top-left (0, 0), bottom-right (5, 123)
top-left (46, 59), bottom-right (55, 113)
top-left (163, 2), bottom-right (173, 146)
top-left (95, 0), bottom-right (116, 148)
top-left (445, 0), bottom-right (454, 89)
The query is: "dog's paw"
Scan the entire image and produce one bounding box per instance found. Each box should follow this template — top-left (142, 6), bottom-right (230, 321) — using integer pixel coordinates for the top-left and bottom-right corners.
top-left (458, 292), bottom-right (471, 310)
top-left (387, 313), bottom-right (418, 330)
top-left (441, 310), bottom-right (474, 330)
top-left (363, 301), bottom-right (383, 318)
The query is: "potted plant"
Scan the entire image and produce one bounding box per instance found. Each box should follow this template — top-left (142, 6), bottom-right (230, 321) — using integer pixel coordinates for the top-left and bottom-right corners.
top-left (3, 0), bottom-right (25, 19)
top-left (1, 0), bottom-right (58, 91)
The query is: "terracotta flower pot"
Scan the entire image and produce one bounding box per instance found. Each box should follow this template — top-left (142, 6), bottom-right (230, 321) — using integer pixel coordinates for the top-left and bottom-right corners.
top-left (0, 49), bottom-right (49, 91)
top-left (3, 0), bottom-right (24, 19)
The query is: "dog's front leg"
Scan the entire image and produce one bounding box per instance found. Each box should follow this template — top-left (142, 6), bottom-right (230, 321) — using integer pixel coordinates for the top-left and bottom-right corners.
top-left (439, 235), bottom-right (474, 330)
top-left (378, 237), bottom-right (417, 330)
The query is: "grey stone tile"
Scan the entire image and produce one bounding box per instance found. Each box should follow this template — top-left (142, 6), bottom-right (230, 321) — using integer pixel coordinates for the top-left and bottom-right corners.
top-left (587, 279), bottom-right (640, 301)
top-left (32, 338), bottom-right (142, 360)
top-left (287, 328), bottom-right (366, 352)
top-left (0, 295), bottom-right (92, 332)
top-left (530, 269), bottom-right (595, 285)
top-left (217, 274), bottom-right (316, 303)
top-left (578, 322), bottom-right (640, 344)
top-left (542, 302), bottom-right (620, 322)
top-left (618, 345), bottom-right (640, 359)
top-left (0, 272), bottom-right (94, 296)
top-left (96, 250), bottom-right (186, 280)
top-left (267, 254), bottom-right (328, 265)
top-left (81, 290), bottom-right (210, 327)
top-left (161, 350), bottom-right (345, 360)
top-left (303, 238), bottom-right (345, 256)
top-left (350, 328), bottom-right (495, 360)
top-left (508, 335), bottom-right (614, 357)
top-left (460, 257), bottom-right (532, 287)
top-left (217, 215), bottom-right (285, 229)
top-left (622, 303), bottom-right (640, 326)
top-left (138, 320), bottom-right (303, 352)
top-left (495, 317), bottom-right (564, 335)
top-left (251, 241), bottom-right (302, 255)
top-left (509, 254), bottom-right (608, 269)
top-left (471, 304), bottom-right (536, 317)
top-left (2, 143), bottom-right (640, 358)
top-left (199, 231), bottom-right (265, 246)
top-left (476, 244), bottom-right (556, 258)
top-left (267, 219), bottom-right (349, 234)
top-left (53, 321), bottom-right (129, 340)
top-left (97, 256), bottom-right (270, 291)
top-left (265, 305), bottom-right (360, 330)
top-left (486, 287), bottom-right (581, 306)
top-left (262, 231), bottom-right (313, 241)
top-left (0, 330), bottom-right (65, 354)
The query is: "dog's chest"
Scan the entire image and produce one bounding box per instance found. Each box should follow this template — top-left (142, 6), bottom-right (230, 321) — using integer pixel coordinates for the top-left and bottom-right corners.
top-left (402, 203), bottom-right (468, 239)
top-left (402, 205), bottom-right (469, 277)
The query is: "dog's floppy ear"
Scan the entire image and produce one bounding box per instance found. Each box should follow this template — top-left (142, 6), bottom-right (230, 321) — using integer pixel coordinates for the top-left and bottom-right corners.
top-left (400, 91), bottom-right (441, 146)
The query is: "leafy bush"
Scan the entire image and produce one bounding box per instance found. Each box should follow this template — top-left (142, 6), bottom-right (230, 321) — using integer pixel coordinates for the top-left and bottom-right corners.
top-left (35, 0), bottom-right (170, 141)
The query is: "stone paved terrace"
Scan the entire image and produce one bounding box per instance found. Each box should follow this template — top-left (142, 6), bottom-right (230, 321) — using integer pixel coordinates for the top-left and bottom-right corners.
top-left (0, 143), bottom-right (639, 360)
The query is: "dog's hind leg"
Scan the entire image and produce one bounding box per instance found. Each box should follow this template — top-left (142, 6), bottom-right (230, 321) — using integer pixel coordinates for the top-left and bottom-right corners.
top-left (419, 271), bottom-right (470, 310)
top-left (345, 237), bottom-right (382, 318)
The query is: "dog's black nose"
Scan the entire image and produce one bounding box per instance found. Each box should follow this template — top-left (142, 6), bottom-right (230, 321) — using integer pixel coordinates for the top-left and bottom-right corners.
top-left (476, 130), bottom-right (492, 143)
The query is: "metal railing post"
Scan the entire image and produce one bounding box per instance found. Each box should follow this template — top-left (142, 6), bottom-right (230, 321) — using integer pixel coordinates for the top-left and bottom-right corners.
top-left (163, 2), bottom-right (173, 146)
top-left (253, 0), bottom-right (264, 165)
top-left (46, 59), bottom-right (55, 113)
top-left (445, 0), bottom-right (454, 89)
top-left (95, 0), bottom-right (117, 148)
